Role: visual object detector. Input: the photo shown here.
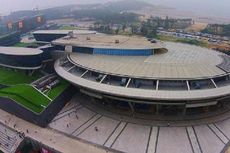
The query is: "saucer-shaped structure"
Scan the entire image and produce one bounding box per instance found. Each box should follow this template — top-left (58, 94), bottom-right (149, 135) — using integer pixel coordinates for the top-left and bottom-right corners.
top-left (54, 33), bottom-right (230, 115)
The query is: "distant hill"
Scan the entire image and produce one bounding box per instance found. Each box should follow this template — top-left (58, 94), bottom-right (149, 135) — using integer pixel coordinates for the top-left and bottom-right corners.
top-left (1, 0), bottom-right (152, 22)
top-left (101, 0), bottom-right (152, 12)
top-left (2, 10), bottom-right (36, 23)
top-left (1, 0), bottom-right (229, 24)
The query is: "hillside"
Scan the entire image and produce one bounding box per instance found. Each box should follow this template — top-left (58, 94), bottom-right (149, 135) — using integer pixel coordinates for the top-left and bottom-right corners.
top-left (101, 0), bottom-right (151, 12)
top-left (1, 0), bottom-right (152, 22)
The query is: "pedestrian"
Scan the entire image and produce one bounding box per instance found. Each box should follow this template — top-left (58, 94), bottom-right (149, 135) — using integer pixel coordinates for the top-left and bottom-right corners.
top-left (94, 126), bottom-right (98, 132)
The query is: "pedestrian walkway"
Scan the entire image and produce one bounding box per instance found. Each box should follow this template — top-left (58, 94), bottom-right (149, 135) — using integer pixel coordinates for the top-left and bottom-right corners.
top-left (0, 109), bottom-right (117, 153)
top-left (0, 123), bottom-right (23, 153)
top-left (49, 96), bottom-right (230, 153)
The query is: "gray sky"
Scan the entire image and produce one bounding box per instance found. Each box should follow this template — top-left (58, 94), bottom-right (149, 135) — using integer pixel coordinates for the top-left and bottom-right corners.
top-left (148, 0), bottom-right (230, 18)
top-left (0, 0), bottom-right (114, 15)
top-left (0, 0), bottom-right (229, 18)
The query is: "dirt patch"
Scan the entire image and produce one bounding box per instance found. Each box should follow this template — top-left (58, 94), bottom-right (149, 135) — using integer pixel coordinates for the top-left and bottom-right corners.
top-left (185, 22), bottom-right (208, 32)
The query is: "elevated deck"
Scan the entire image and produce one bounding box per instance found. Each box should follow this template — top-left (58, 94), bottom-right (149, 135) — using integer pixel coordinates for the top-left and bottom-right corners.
top-left (55, 58), bottom-right (230, 103)
top-left (217, 54), bottom-right (230, 73)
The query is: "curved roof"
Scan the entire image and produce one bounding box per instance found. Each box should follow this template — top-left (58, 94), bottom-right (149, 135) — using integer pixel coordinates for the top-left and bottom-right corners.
top-left (0, 47), bottom-right (43, 56)
top-left (68, 42), bottom-right (226, 79)
top-left (52, 33), bottom-right (163, 50)
top-left (55, 60), bottom-right (230, 101)
top-left (33, 30), bottom-right (97, 35)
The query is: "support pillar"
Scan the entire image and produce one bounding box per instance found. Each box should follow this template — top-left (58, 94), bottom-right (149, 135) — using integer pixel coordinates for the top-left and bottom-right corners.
top-left (182, 106), bottom-right (187, 116)
top-left (156, 104), bottom-right (160, 115)
top-left (128, 102), bottom-right (135, 115)
top-left (203, 106), bottom-right (209, 113)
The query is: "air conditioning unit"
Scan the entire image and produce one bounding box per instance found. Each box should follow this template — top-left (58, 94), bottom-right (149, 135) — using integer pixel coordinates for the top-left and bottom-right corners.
top-left (68, 31), bottom-right (74, 38)
top-left (115, 39), bottom-right (119, 43)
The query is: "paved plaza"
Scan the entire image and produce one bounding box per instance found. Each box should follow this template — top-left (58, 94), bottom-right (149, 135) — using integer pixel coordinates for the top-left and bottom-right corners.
top-left (0, 123), bottom-right (23, 153)
top-left (0, 94), bottom-right (230, 153)
top-left (48, 95), bottom-right (230, 153)
top-left (0, 106), bottom-right (115, 153)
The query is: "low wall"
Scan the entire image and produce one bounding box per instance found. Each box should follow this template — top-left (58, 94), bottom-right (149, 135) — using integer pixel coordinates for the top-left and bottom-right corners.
top-left (0, 85), bottom-right (76, 127)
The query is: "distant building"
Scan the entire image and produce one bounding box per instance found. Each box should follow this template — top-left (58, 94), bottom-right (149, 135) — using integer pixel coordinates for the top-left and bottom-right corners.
top-left (0, 32), bottom-right (20, 46)
top-left (3, 15), bottom-right (46, 35)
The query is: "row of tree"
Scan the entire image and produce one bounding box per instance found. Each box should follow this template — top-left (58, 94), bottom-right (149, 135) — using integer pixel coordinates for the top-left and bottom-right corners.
top-left (90, 14), bottom-right (158, 38)
top-left (202, 24), bottom-right (230, 37)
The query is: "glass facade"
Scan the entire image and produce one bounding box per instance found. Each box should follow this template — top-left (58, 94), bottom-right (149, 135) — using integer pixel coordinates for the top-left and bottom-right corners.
top-left (0, 32), bottom-right (20, 46)
top-left (56, 45), bottom-right (154, 56)
top-left (72, 46), bottom-right (93, 54)
top-left (34, 34), bottom-right (67, 42)
top-left (93, 48), bottom-right (153, 56)
top-left (54, 45), bottom-right (65, 51)
top-left (40, 46), bottom-right (54, 61)
top-left (0, 54), bottom-right (42, 68)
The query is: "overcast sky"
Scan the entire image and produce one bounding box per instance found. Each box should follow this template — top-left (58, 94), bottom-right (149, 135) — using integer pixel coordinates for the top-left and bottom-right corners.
top-left (0, 0), bottom-right (229, 18)
top-left (0, 0), bottom-right (113, 15)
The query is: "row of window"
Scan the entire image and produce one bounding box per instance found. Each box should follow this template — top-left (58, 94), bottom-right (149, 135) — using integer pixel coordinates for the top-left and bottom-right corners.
top-left (93, 48), bottom-right (153, 56)
top-left (55, 45), bottom-right (154, 56)
top-left (0, 54), bottom-right (42, 68)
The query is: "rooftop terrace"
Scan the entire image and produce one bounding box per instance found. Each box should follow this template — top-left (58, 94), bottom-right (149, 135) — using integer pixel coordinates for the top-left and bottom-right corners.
top-left (52, 33), bottom-right (164, 49)
top-left (33, 30), bottom-right (96, 35)
top-left (0, 47), bottom-right (43, 56)
top-left (68, 42), bottom-right (225, 79)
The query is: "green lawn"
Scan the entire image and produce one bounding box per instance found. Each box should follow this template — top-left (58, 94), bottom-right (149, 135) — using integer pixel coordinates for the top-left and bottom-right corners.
top-left (0, 84), bottom-right (51, 113)
top-left (47, 80), bottom-right (70, 100)
top-left (13, 42), bottom-right (38, 48)
top-left (0, 68), bottom-right (40, 85)
top-left (0, 68), bottom-right (69, 113)
top-left (59, 25), bottom-right (80, 30)
top-left (13, 42), bottom-right (30, 47)
top-left (156, 35), bottom-right (208, 48)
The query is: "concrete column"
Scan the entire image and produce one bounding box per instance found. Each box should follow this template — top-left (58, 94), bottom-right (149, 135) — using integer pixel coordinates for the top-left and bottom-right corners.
top-left (150, 105), bottom-right (156, 114)
top-left (182, 106), bottom-right (187, 116)
top-left (203, 106), bottom-right (209, 113)
top-left (156, 104), bottom-right (160, 115)
top-left (128, 102), bottom-right (135, 114)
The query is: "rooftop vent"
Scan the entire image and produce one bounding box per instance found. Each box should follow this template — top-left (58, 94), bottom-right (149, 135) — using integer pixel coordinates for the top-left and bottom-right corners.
top-left (151, 39), bottom-right (157, 43)
top-left (147, 38), bottom-right (152, 41)
top-left (86, 37), bottom-right (91, 40)
top-left (68, 31), bottom-right (74, 38)
top-left (115, 40), bottom-right (119, 44)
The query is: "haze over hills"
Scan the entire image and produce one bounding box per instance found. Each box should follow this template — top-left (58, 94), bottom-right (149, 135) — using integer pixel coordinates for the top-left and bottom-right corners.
top-left (1, 0), bottom-right (150, 21)
top-left (1, 0), bottom-right (229, 19)
top-left (1, 0), bottom-right (230, 24)
top-left (145, 0), bottom-right (230, 18)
